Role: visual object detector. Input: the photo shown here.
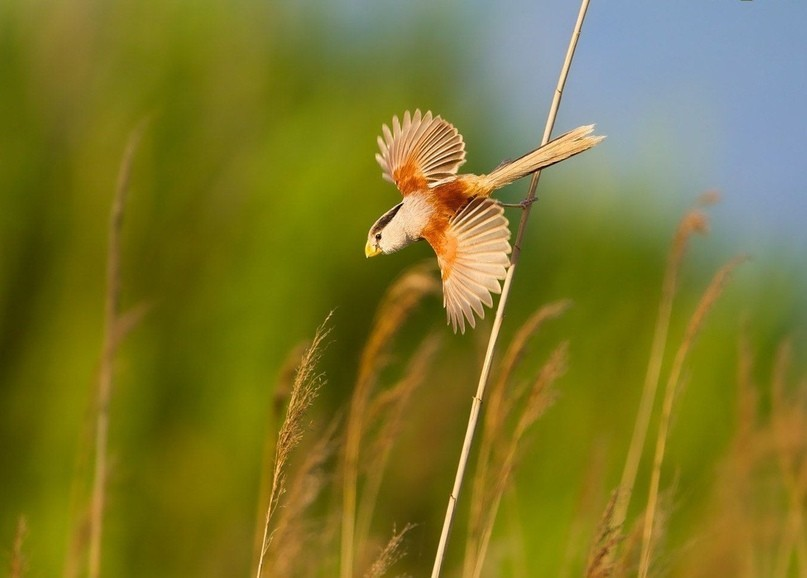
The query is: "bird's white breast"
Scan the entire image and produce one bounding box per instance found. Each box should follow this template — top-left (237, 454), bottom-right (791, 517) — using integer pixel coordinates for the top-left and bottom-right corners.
top-left (399, 193), bottom-right (434, 241)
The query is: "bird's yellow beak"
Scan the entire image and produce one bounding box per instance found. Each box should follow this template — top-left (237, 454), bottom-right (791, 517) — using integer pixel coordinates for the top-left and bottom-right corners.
top-left (365, 241), bottom-right (382, 258)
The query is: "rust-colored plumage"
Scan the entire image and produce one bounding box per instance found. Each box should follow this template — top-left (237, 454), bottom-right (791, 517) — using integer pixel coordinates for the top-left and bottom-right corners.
top-left (366, 110), bottom-right (604, 333)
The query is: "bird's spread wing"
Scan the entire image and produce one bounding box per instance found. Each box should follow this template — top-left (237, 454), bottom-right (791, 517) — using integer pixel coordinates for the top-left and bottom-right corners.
top-left (375, 110), bottom-right (466, 196)
top-left (429, 197), bottom-right (511, 334)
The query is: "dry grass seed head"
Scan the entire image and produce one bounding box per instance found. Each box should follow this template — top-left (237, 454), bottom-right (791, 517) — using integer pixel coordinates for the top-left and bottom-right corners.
top-left (468, 342), bottom-right (568, 578)
top-left (266, 417), bottom-right (340, 577)
top-left (466, 301), bottom-right (570, 573)
top-left (586, 492), bottom-right (622, 578)
top-left (364, 523), bottom-right (416, 578)
top-left (256, 313), bottom-right (332, 577)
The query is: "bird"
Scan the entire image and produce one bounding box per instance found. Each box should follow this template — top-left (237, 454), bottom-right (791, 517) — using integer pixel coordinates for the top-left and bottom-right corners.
top-left (365, 110), bottom-right (604, 333)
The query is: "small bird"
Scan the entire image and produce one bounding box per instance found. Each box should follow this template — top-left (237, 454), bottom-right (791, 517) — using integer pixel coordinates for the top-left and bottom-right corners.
top-left (365, 110), bottom-right (604, 333)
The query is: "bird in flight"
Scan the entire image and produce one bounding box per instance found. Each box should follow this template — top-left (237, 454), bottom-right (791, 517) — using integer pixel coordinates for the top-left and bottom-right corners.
top-left (365, 110), bottom-right (603, 333)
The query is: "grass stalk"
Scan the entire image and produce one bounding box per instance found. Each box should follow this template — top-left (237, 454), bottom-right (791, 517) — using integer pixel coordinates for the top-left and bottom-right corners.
top-left (355, 334), bottom-right (441, 556)
top-left (464, 301), bottom-right (570, 577)
top-left (255, 313), bottom-right (332, 578)
top-left (613, 195), bottom-right (716, 532)
top-left (637, 255), bottom-right (746, 578)
top-left (470, 343), bottom-right (567, 578)
top-left (342, 265), bottom-right (439, 578)
top-left (364, 524), bottom-right (416, 578)
top-left (430, 0), bottom-right (592, 575)
top-left (87, 123), bottom-right (146, 578)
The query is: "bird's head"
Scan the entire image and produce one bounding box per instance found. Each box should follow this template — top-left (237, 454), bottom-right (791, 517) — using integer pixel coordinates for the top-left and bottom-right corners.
top-left (365, 202), bottom-right (408, 258)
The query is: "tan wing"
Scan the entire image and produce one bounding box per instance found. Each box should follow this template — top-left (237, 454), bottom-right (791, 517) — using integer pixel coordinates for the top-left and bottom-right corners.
top-left (431, 197), bottom-right (511, 334)
top-left (375, 110), bottom-right (466, 196)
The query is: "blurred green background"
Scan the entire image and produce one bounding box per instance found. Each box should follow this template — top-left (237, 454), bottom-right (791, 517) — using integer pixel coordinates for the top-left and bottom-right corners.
top-left (1, 1), bottom-right (805, 576)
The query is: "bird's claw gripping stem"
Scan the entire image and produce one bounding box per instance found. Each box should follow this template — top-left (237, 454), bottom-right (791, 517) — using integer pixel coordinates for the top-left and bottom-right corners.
top-left (501, 197), bottom-right (537, 210)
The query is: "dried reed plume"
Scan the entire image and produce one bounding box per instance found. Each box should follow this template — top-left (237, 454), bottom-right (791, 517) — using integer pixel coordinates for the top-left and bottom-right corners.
top-left (255, 312), bottom-right (333, 578)
top-left (341, 263), bottom-right (440, 578)
top-left (251, 341), bottom-right (308, 568)
top-left (586, 492), bottom-right (621, 578)
top-left (364, 524), bottom-right (416, 578)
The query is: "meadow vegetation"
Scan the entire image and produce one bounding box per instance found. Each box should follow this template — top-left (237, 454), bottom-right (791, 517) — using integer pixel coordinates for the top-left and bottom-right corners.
top-left (1, 1), bottom-right (804, 577)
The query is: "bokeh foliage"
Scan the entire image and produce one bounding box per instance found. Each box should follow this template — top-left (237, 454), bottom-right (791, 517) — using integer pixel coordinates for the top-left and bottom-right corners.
top-left (1, 1), bottom-right (804, 577)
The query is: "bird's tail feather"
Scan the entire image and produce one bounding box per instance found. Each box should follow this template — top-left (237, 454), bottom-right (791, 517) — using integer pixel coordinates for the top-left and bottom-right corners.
top-left (479, 125), bottom-right (604, 192)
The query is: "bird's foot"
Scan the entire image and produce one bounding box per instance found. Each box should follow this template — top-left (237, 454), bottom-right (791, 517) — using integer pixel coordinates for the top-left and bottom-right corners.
top-left (501, 197), bottom-right (537, 210)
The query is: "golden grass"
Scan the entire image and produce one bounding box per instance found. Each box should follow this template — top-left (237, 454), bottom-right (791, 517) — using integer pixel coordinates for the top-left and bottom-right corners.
top-left (469, 342), bottom-right (568, 578)
top-left (356, 333), bottom-right (442, 556)
top-left (613, 193), bottom-right (717, 534)
top-left (341, 263), bottom-right (440, 578)
top-left (637, 254), bottom-right (746, 578)
top-left (670, 334), bottom-right (807, 578)
top-left (255, 313), bottom-right (333, 578)
top-left (364, 524), bottom-right (416, 578)
top-left (463, 301), bottom-right (571, 578)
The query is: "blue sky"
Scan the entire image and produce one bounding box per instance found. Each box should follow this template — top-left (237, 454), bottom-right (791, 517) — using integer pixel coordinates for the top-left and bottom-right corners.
top-left (471, 0), bottom-right (807, 255)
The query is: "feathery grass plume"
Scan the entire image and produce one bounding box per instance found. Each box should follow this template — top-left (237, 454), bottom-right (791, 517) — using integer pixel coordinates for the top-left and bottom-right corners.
top-left (255, 312), bottom-right (333, 578)
top-left (341, 263), bottom-right (440, 578)
top-left (612, 195), bottom-right (716, 535)
top-left (356, 333), bottom-right (442, 559)
top-left (264, 417), bottom-right (340, 578)
top-left (464, 300), bottom-right (570, 577)
top-left (364, 523), bottom-right (416, 578)
top-left (466, 341), bottom-right (568, 578)
top-left (585, 492), bottom-right (621, 578)
top-left (9, 516), bottom-right (28, 578)
top-left (637, 255), bottom-right (746, 578)
top-left (251, 341), bottom-right (309, 572)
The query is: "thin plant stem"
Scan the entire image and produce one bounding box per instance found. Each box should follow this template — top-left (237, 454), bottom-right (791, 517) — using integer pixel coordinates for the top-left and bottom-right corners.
top-left (88, 122), bottom-right (146, 578)
top-left (430, 1), bottom-right (592, 575)
top-left (613, 196), bottom-right (717, 532)
top-left (637, 256), bottom-right (745, 578)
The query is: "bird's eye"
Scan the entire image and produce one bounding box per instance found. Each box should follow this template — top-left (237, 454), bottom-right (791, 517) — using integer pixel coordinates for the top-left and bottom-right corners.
top-left (375, 233), bottom-right (382, 241)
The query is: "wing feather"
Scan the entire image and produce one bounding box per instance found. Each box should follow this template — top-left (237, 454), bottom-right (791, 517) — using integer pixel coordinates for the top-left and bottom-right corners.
top-left (375, 110), bottom-right (466, 196)
top-left (431, 197), bottom-right (512, 333)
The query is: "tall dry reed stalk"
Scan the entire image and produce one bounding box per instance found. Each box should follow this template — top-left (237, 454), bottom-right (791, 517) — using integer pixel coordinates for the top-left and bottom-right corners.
top-left (431, 1), bottom-right (596, 575)
top-left (255, 313), bottom-right (333, 578)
